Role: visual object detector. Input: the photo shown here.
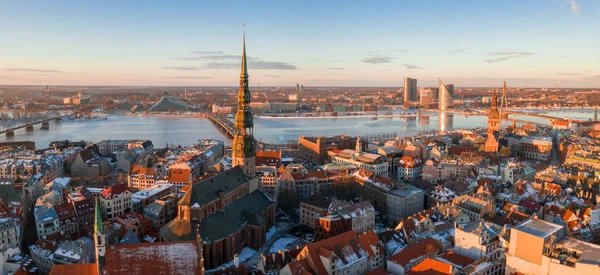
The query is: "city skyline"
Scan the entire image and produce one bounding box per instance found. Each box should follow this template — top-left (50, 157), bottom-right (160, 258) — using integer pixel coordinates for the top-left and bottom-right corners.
top-left (1, 0), bottom-right (599, 87)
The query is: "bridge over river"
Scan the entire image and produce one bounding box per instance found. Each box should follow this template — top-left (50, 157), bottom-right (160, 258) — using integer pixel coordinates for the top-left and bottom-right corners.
top-left (0, 111), bottom-right (66, 136)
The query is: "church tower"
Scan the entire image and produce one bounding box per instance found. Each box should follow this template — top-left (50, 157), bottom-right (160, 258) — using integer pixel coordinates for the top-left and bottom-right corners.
top-left (232, 31), bottom-right (256, 177)
top-left (485, 90), bottom-right (500, 153)
top-left (355, 136), bottom-right (362, 154)
top-left (94, 199), bottom-right (106, 274)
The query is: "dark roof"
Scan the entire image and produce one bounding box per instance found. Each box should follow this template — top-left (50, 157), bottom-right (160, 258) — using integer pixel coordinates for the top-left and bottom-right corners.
top-left (300, 194), bottom-right (332, 209)
top-left (180, 166), bottom-right (249, 208)
top-left (162, 190), bottom-right (273, 243)
top-left (79, 144), bottom-right (103, 163)
top-left (0, 179), bottom-right (22, 202)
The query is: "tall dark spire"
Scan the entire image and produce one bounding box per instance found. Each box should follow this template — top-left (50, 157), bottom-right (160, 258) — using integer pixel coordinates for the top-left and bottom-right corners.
top-left (240, 32), bottom-right (248, 80)
top-left (232, 28), bottom-right (256, 177)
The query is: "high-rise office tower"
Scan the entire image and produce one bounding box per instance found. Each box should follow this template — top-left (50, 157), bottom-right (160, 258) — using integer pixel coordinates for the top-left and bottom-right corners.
top-left (404, 77), bottom-right (418, 103)
top-left (439, 79), bottom-right (454, 111)
top-left (420, 88), bottom-right (432, 108)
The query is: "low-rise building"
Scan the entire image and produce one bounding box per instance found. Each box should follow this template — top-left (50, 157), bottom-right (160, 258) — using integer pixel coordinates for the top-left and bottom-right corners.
top-left (127, 165), bottom-right (157, 191)
top-left (131, 183), bottom-right (174, 213)
top-left (387, 237), bottom-right (442, 275)
top-left (452, 195), bottom-right (496, 221)
top-left (99, 184), bottom-right (132, 220)
top-left (300, 195), bottom-right (331, 229)
top-left (280, 230), bottom-right (384, 275)
top-left (34, 203), bottom-right (60, 239)
top-left (397, 156), bottom-right (423, 180)
top-left (0, 200), bottom-right (19, 247)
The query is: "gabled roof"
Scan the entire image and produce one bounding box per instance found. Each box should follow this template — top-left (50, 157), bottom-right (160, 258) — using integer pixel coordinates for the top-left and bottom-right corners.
top-left (101, 184), bottom-right (129, 200)
top-left (438, 251), bottom-right (475, 268)
top-left (301, 194), bottom-right (332, 210)
top-left (406, 258), bottom-right (453, 275)
top-left (180, 166), bottom-right (248, 208)
top-left (388, 238), bottom-right (441, 266)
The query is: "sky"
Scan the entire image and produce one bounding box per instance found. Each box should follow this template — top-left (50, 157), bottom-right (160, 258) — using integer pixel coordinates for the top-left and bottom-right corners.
top-left (0, 0), bottom-right (599, 88)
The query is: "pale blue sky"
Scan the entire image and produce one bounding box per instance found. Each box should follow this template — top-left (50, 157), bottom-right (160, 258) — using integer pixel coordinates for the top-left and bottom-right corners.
top-left (0, 0), bottom-right (598, 87)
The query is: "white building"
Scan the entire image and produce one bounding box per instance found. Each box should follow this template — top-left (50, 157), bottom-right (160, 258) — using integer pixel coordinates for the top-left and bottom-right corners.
top-left (454, 221), bottom-right (506, 275)
top-left (99, 184), bottom-right (132, 220)
top-left (506, 218), bottom-right (600, 275)
top-left (397, 156), bottom-right (423, 180)
top-left (34, 203), bottom-right (60, 239)
top-left (331, 137), bottom-right (388, 177)
top-left (0, 202), bottom-right (19, 248)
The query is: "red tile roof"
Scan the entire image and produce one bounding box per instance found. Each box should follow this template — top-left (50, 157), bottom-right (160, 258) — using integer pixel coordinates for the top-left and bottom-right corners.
top-left (50, 263), bottom-right (97, 275)
top-left (286, 258), bottom-right (314, 275)
top-left (101, 184), bottom-right (129, 200)
top-left (388, 238), bottom-right (441, 266)
top-left (53, 203), bottom-right (76, 221)
top-left (104, 241), bottom-right (202, 275)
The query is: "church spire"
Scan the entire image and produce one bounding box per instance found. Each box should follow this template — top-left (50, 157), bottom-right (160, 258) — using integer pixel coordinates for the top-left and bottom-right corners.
top-left (94, 199), bottom-right (106, 274)
top-left (232, 27), bottom-right (256, 177)
top-left (240, 29), bottom-right (248, 80)
top-left (595, 106), bottom-right (598, 121)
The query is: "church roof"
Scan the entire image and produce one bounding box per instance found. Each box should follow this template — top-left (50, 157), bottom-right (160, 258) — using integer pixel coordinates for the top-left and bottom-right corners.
top-left (104, 241), bottom-right (202, 275)
top-left (161, 190), bottom-right (273, 243)
top-left (180, 166), bottom-right (248, 208)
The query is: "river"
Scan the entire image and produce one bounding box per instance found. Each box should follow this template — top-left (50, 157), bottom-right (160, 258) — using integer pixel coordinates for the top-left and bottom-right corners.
top-left (0, 109), bottom-right (595, 148)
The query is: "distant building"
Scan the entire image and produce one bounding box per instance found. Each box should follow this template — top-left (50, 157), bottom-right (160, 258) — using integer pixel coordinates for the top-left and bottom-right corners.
top-left (147, 94), bottom-right (189, 112)
top-left (404, 77), bottom-right (417, 103)
top-left (269, 102), bottom-right (296, 113)
top-left (331, 137), bottom-right (388, 177)
top-left (63, 93), bottom-right (90, 105)
top-left (439, 79), bottom-right (454, 111)
top-left (298, 135), bottom-right (365, 165)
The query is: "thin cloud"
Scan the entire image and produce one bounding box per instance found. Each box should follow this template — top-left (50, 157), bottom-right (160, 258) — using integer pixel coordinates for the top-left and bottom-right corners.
top-left (265, 74), bottom-right (281, 78)
top-left (162, 66), bottom-right (201, 71)
top-left (448, 48), bottom-right (470, 54)
top-left (165, 76), bottom-right (212, 79)
top-left (361, 56), bottom-right (394, 64)
top-left (3, 68), bottom-right (63, 73)
top-left (403, 64), bottom-right (426, 70)
top-left (558, 55), bottom-right (573, 58)
top-left (485, 51), bottom-right (534, 63)
top-left (556, 72), bottom-right (581, 76)
top-left (569, 0), bottom-right (581, 14)
top-left (325, 67), bottom-right (346, 70)
top-left (192, 50), bottom-right (224, 55)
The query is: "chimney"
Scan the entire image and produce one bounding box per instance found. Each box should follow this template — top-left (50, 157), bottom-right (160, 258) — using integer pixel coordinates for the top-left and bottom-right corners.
top-left (234, 254), bottom-right (240, 268)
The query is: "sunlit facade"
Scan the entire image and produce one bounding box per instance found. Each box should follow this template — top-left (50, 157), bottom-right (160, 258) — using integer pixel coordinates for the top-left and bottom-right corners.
top-left (439, 79), bottom-right (454, 111)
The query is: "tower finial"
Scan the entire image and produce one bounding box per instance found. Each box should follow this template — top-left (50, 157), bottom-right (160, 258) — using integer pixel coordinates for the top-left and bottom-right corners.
top-left (240, 25), bottom-right (248, 79)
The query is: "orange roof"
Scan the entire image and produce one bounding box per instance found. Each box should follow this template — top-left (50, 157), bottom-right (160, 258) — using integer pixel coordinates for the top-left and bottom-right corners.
top-left (406, 258), bottom-right (453, 275)
top-left (389, 238), bottom-right (441, 266)
top-left (130, 164), bottom-right (156, 176)
top-left (50, 263), bottom-right (97, 275)
top-left (169, 166), bottom-right (191, 183)
top-left (328, 148), bottom-right (342, 155)
top-left (256, 150), bottom-right (282, 159)
top-left (553, 120), bottom-right (570, 127)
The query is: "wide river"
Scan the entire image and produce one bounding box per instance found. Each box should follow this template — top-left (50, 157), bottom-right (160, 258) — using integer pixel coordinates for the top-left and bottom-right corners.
top-left (0, 109), bottom-right (595, 148)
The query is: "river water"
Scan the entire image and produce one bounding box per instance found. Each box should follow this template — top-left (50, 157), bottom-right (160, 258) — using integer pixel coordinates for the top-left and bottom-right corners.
top-left (0, 109), bottom-right (595, 148)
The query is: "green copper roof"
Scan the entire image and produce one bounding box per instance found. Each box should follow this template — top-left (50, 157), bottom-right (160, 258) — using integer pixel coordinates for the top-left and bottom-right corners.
top-left (95, 198), bottom-right (104, 235)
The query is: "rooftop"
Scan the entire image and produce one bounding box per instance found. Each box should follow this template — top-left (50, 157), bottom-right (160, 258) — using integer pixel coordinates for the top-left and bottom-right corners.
top-left (515, 218), bottom-right (563, 239)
